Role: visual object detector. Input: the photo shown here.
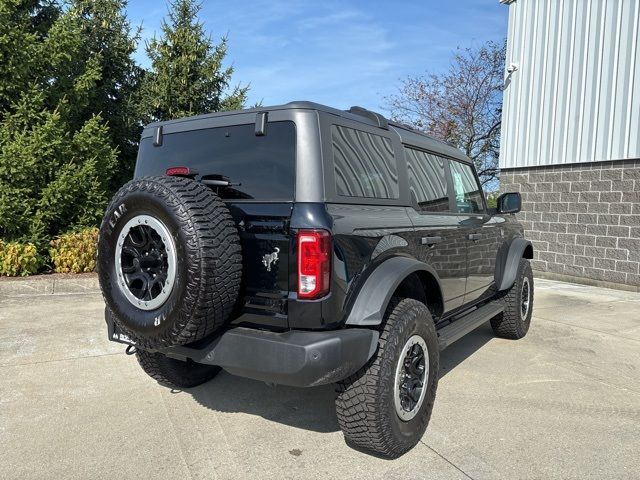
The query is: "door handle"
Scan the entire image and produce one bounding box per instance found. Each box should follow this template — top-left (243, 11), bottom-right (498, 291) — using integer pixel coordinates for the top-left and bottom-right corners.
top-left (468, 233), bottom-right (482, 241)
top-left (421, 236), bottom-right (442, 246)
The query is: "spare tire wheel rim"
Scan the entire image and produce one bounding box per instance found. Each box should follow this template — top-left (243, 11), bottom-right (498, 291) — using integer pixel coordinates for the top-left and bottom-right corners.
top-left (114, 214), bottom-right (177, 311)
top-left (394, 334), bottom-right (429, 421)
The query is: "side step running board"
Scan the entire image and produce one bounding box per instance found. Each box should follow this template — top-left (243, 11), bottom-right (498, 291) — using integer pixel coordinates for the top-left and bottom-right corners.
top-left (437, 302), bottom-right (504, 350)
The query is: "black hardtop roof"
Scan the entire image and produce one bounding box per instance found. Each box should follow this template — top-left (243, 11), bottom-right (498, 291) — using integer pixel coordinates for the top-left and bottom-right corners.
top-left (145, 101), bottom-right (471, 164)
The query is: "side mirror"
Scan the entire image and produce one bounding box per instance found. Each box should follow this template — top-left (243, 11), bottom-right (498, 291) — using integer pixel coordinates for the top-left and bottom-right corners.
top-left (497, 192), bottom-right (521, 214)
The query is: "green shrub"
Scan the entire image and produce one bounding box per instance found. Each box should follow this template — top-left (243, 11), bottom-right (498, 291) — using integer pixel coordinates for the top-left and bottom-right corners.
top-left (49, 227), bottom-right (99, 273)
top-left (0, 239), bottom-right (42, 276)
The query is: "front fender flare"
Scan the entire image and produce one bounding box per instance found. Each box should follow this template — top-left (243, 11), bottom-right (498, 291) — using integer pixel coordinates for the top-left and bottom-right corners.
top-left (495, 238), bottom-right (533, 291)
top-left (345, 256), bottom-right (442, 326)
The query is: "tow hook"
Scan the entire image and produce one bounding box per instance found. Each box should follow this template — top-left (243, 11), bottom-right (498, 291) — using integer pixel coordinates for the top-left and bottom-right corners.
top-left (125, 345), bottom-right (137, 356)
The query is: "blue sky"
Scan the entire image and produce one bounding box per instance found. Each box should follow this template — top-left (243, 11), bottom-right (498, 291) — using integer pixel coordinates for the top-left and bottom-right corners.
top-left (126, 1), bottom-right (507, 113)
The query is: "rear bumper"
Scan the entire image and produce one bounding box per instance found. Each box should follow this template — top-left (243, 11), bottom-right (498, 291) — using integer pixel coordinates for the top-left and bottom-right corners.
top-left (107, 317), bottom-right (379, 387)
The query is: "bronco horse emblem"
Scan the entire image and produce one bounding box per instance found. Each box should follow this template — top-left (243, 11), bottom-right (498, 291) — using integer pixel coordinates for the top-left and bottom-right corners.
top-left (262, 247), bottom-right (280, 272)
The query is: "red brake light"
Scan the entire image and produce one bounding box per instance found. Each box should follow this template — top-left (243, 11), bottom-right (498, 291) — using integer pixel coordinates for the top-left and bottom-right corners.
top-left (165, 166), bottom-right (191, 177)
top-left (297, 230), bottom-right (331, 299)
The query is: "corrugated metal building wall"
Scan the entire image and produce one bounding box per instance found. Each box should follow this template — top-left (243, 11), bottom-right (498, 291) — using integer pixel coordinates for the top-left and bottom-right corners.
top-left (500, 0), bottom-right (640, 291)
top-left (500, 0), bottom-right (640, 169)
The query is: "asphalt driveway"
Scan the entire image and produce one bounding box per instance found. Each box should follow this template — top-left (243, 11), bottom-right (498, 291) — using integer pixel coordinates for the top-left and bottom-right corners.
top-left (0, 278), bottom-right (638, 479)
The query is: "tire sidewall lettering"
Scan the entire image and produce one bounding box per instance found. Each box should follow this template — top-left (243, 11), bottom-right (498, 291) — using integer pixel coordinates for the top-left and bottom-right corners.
top-left (108, 203), bottom-right (128, 230)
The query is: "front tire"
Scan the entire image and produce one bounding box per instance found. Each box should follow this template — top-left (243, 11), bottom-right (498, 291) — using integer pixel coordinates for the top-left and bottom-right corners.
top-left (491, 258), bottom-right (534, 339)
top-left (335, 298), bottom-right (439, 459)
top-left (136, 350), bottom-right (221, 389)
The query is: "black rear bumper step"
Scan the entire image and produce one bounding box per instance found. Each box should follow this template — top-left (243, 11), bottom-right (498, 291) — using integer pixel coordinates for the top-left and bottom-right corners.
top-left (108, 317), bottom-right (379, 388)
top-left (437, 302), bottom-right (503, 350)
top-left (164, 327), bottom-right (379, 387)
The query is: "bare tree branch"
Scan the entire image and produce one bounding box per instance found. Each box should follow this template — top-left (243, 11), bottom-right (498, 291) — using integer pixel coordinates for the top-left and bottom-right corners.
top-left (385, 40), bottom-right (506, 188)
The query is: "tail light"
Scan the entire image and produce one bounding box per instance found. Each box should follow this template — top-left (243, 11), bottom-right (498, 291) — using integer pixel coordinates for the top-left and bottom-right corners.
top-left (297, 230), bottom-right (331, 299)
top-left (165, 166), bottom-right (198, 178)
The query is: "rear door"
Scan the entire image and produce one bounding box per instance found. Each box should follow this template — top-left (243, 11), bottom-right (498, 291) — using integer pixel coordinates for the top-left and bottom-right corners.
top-left (322, 121), bottom-right (416, 324)
top-left (403, 147), bottom-right (467, 312)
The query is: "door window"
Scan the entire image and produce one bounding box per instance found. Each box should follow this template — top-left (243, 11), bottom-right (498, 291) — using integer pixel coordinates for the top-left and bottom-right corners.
top-left (404, 147), bottom-right (450, 212)
top-left (449, 161), bottom-right (484, 214)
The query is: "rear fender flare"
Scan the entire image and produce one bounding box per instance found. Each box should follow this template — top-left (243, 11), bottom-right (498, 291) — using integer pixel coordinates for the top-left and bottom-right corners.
top-left (345, 256), bottom-right (442, 326)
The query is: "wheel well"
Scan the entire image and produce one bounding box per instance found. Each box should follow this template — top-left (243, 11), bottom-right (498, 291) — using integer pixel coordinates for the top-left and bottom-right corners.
top-left (523, 244), bottom-right (533, 259)
top-left (393, 271), bottom-right (443, 320)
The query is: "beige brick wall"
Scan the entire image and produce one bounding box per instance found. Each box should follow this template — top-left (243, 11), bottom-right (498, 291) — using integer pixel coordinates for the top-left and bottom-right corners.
top-left (501, 159), bottom-right (640, 288)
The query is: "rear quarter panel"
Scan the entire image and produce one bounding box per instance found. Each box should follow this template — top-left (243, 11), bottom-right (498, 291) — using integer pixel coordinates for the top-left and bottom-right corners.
top-left (316, 203), bottom-right (416, 328)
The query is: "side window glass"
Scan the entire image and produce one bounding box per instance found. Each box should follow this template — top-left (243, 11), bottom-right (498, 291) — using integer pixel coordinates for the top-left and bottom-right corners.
top-left (450, 161), bottom-right (484, 214)
top-left (332, 125), bottom-right (399, 199)
top-left (404, 147), bottom-right (449, 212)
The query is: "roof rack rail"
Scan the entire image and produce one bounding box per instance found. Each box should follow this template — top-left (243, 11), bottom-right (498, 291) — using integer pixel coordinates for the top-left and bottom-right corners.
top-left (388, 120), bottom-right (424, 135)
top-left (347, 106), bottom-right (389, 129)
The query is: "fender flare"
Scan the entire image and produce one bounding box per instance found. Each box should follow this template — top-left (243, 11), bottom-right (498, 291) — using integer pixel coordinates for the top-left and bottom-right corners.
top-left (345, 256), bottom-right (443, 326)
top-left (495, 238), bottom-right (533, 291)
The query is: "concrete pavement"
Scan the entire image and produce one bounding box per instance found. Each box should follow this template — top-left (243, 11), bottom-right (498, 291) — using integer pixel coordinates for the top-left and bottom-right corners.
top-left (0, 279), bottom-right (638, 479)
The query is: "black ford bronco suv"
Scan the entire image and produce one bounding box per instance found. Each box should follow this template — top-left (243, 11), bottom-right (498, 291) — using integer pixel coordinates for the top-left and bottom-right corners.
top-left (98, 101), bottom-right (533, 458)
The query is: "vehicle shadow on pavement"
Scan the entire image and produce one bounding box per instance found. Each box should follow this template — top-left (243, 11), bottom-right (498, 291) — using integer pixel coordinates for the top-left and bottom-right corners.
top-left (189, 373), bottom-right (341, 432)
top-left (187, 322), bottom-right (494, 433)
top-left (438, 322), bottom-right (494, 378)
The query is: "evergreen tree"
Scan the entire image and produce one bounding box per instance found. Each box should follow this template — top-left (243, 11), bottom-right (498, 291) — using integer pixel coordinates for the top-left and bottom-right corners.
top-left (0, 92), bottom-right (117, 246)
top-left (24, 0), bottom-right (59, 38)
top-left (50, 0), bottom-right (143, 185)
top-left (0, 0), bottom-right (40, 116)
top-left (0, 1), bottom-right (60, 118)
top-left (0, 1), bottom-right (118, 247)
top-left (140, 0), bottom-right (248, 122)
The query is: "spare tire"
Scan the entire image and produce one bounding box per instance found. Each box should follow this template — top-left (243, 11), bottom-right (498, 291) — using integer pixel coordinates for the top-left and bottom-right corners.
top-left (98, 176), bottom-right (242, 348)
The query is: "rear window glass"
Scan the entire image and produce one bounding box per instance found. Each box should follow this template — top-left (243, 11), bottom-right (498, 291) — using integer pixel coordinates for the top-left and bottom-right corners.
top-left (135, 121), bottom-right (296, 201)
top-left (332, 125), bottom-right (398, 199)
top-left (405, 147), bottom-right (450, 212)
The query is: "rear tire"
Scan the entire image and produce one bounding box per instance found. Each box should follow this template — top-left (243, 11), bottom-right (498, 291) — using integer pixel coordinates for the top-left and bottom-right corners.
top-left (136, 350), bottom-right (221, 389)
top-left (335, 298), bottom-right (439, 459)
top-left (491, 258), bottom-right (534, 339)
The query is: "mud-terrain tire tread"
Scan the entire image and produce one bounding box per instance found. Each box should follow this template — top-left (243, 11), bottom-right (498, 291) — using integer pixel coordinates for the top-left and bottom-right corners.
top-left (99, 176), bottom-right (242, 348)
top-left (335, 298), bottom-right (439, 459)
top-left (136, 350), bottom-right (221, 388)
top-left (491, 258), bottom-right (533, 339)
